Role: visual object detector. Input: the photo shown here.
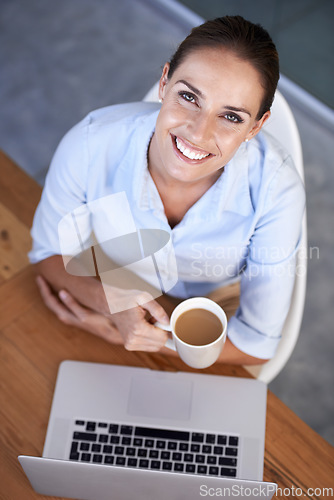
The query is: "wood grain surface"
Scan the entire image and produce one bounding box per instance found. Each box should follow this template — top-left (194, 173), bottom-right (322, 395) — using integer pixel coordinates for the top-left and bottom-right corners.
top-left (1, 150), bottom-right (333, 500)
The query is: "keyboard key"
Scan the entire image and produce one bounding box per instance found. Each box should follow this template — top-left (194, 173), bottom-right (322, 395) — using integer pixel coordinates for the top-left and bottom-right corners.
top-left (86, 422), bottom-right (96, 431)
top-left (217, 435), bottom-right (227, 445)
top-left (184, 453), bottom-right (194, 462)
top-left (116, 457), bottom-right (126, 466)
top-left (109, 424), bottom-right (119, 434)
top-left (191, 444), bottom-right (200, 453)
top-left (192, 433), bottom-right (204, 443)
top-left (172, 452), bottom-right (182, 461)
top-left (126, 447), bottom-right (136, 456)
top-left (195, 455), bottom-right (205, 464)
top-left (98, 422), bottom-right (108, 428)
top-left (186, 464), bottom-right (196, 473)
top-left (174, 463), bottom-right (184, 472)
top-left (138, 449), bottom-right (148, 457)
top-left (213, 446), bottom-right (224, 455)
top-left (81, 453), bottom-right (91, 462)
top-left (133, 438), bottom-right (143, 447)
top-left (149, 450), bottom-right (159, 459)
top-left (209, 466), bottom-right (219, 475)
top-left (207, 456), bottom-right (217, 465)
top-left (91, 444), bottom-right (101, 453)
top-left (99, 434), bottom-right (109, 443)
top-left (114, 446), bottom-right (124, 455)
top-left (73, 432), bottom-right (97, 442)
top-left (127, 458), bottom-right (138, 467)
top-left (206, 434), bottom-right (215, 444)
top-left (162, 462), bottom-right (172, 471)
top-left (121, 437), bottom-right (131, 446)
top-left (197, 465), bottom-right (208, 474)
top-left (229, 436), bottom-right (239, 446)
top-left (104, 455), bottom-right (114, 465)
top-left (93, 454), bottom-right (103, 463)
top-left (161, 451), bottom-right (171, 460)
top-left (103, 445), bottom-right (112, 454)
top-left (121, 425), bottom-right (133, 435)
top-left (156, 440), bottom-right (166, 449)
top-left (168, 441), bottom-right (177, 450)
top-left (110, 435), bottom-right (120, 444)
top-left (139, 459), bottom-right (149, 468)
top-left (225, 447), bottom-right (238, 457)
top-left (135, 427), bottom-right (189, 441)
top-left (179, 442), bottom-right (189, 451)
top-left (69, 452), bottom-right (79, 461)
top-left (80, 442), bottom-right (90, 451)
top-left (75, 420), bottom-right (85, 426)
top-left (202, 445), bottom-right (212, 454)
top-left (220, 467), bottom-right (237, 477)
top-left (219, 457), bottom-right (237, 467)
top-left (71, 442), bottom-right (78, 453)
top-left (151, 460), bottom-right (161, 469)
top-left (144, 439), bottom-right (154, 448)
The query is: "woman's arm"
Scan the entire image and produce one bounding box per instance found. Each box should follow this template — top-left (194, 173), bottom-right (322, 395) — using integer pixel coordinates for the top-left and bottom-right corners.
top-left (158, 331), bottom-right (268, 365)
top-left (34, 256), bottom-right (170, 351)
top-left (36, 263), bottom-right (267, 365)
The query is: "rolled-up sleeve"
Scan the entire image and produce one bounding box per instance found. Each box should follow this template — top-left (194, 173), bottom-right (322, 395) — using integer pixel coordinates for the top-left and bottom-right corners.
top-left (228, 155), bottom-right (305, 359)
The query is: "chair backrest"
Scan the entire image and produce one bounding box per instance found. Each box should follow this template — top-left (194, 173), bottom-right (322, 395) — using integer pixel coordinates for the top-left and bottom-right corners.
top-left (143, 85), bottom-right (307, 383)
top-left (245, 91), bottom-right (307, 382)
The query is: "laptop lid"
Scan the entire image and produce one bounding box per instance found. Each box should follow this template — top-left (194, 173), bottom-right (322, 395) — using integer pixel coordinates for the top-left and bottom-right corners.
top-left (42, 361), bottom-right (267, 481)
top-left (18, 456), bottom-right (277, 500)
top-left (18, 361), bottom-right (273, 499)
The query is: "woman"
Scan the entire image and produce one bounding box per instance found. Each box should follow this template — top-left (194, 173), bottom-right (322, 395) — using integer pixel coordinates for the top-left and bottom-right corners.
top-left (30, 16), bottom-right (305, 365)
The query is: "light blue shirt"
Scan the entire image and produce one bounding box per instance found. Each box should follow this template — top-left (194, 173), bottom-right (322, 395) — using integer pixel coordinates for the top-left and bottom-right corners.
top-left (29, 102), bottom-right (305, 359)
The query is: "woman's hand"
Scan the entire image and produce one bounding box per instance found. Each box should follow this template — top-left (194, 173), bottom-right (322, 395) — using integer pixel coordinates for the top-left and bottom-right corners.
top-left (36, 275), bottom-right (123, 344)
top-left (36, 275), bottom-right (170, 351)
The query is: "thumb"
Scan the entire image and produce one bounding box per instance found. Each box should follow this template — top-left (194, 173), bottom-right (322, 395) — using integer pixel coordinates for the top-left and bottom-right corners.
top-left (142, 299), bottom-right (169, 325)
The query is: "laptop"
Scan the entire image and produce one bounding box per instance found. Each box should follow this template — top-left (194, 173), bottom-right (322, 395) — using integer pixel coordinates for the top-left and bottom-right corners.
top-left (18, 360), bottom-right (277, 499)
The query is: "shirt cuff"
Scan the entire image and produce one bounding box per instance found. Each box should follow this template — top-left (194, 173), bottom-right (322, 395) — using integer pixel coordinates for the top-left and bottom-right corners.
top-left (227, 315), bottom-right (280, 360)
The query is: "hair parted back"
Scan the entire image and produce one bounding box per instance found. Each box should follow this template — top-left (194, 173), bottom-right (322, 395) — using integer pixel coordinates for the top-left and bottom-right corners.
top-left (168, 16), bottom-right (279, 120)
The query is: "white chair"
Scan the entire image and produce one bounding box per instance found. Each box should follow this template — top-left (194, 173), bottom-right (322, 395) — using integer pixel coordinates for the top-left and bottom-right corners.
top-left (245, 91), bottom-right (307, 383)
top-left (143, 84), bottom-right (307, 383)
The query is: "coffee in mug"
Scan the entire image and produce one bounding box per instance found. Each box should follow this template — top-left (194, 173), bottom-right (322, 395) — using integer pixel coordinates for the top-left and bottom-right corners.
top-left (174, 308), bottom-right (223, 346)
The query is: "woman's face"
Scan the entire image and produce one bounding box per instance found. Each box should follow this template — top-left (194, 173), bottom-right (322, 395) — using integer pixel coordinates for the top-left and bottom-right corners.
top-left (149, 47), bottom-right (270, 186)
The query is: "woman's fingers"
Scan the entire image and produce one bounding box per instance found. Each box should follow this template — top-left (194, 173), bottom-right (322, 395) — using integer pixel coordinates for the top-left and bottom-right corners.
top-left (36, 275), bottom-right (77, 325)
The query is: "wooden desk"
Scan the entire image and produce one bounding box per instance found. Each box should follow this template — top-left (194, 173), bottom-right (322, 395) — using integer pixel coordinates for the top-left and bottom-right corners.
top-left (0, 150), bottom-right (333, 499)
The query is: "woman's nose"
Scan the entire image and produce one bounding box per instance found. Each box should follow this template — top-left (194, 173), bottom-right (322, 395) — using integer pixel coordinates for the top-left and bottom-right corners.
top-left (187, 110), bottom-right (214, 146)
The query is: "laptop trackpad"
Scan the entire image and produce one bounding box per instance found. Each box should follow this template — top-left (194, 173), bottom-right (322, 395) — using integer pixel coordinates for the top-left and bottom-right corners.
top-left (127, 373), bottom-right (193, 421)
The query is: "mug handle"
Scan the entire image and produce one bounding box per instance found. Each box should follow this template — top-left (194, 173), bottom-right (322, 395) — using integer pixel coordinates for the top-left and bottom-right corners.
top-left (154, 321), bottom-right (176, 351)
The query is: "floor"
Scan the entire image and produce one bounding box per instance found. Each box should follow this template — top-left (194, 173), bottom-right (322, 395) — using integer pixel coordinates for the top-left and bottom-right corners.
top-left (1, 0), bottom-right (333, 446)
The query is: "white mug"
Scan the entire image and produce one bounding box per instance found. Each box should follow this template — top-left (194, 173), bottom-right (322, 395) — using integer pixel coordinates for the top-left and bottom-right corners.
top-left (156, 297), bottom-right (227, 369)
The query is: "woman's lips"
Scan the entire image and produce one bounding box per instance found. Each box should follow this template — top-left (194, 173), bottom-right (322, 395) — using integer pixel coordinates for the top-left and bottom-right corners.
top-left (171, 134), bottom-right (213, 164)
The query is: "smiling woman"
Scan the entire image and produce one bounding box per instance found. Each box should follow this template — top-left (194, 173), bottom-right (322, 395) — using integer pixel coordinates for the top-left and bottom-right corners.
top-left (29, 16), bottom-right (305, 366)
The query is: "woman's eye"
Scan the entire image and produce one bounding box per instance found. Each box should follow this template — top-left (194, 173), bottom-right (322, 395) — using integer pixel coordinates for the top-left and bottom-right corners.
top-left (224, 113), bottom-right (243, 123)
top-left (179, 91), bottom-right (196, 104)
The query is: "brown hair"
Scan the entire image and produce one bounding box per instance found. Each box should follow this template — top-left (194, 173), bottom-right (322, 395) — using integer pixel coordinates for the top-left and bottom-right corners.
top-left (168, 16), bottom-right (279, 120)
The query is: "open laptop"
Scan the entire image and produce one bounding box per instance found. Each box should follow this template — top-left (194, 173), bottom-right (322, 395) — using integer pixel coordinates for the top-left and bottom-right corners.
top-left (18, 361), bottom-right (277, 499)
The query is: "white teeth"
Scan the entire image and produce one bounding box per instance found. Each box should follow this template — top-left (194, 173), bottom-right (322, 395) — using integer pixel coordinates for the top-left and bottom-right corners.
top-left (175, 137), bottom-right (210, 160)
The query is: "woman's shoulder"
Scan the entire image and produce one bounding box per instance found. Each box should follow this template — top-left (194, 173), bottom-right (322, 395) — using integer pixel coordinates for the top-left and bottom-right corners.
top-left (249, 130), bottom-right (303, 186)
top-left (82, 101), bottom-right (160, 130)
top-left (54, 101), bottom-right (160, 166)
top-left (245, 130), bottom-right (305, 215)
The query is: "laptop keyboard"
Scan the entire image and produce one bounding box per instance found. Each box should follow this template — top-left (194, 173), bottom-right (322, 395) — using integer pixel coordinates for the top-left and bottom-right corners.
top-left (69, 420), bottom-right (238, 477)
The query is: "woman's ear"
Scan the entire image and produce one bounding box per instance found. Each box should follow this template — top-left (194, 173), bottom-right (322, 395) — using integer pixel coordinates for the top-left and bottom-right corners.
top-left (159, 63), bottom-right (170, 101)
top-left (245, 110), bottom-right (271, 141)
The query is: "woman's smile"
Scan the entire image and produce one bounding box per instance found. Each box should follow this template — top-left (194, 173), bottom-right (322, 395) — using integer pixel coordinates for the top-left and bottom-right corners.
top-left (172, 134), bottom-right (213, 163)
